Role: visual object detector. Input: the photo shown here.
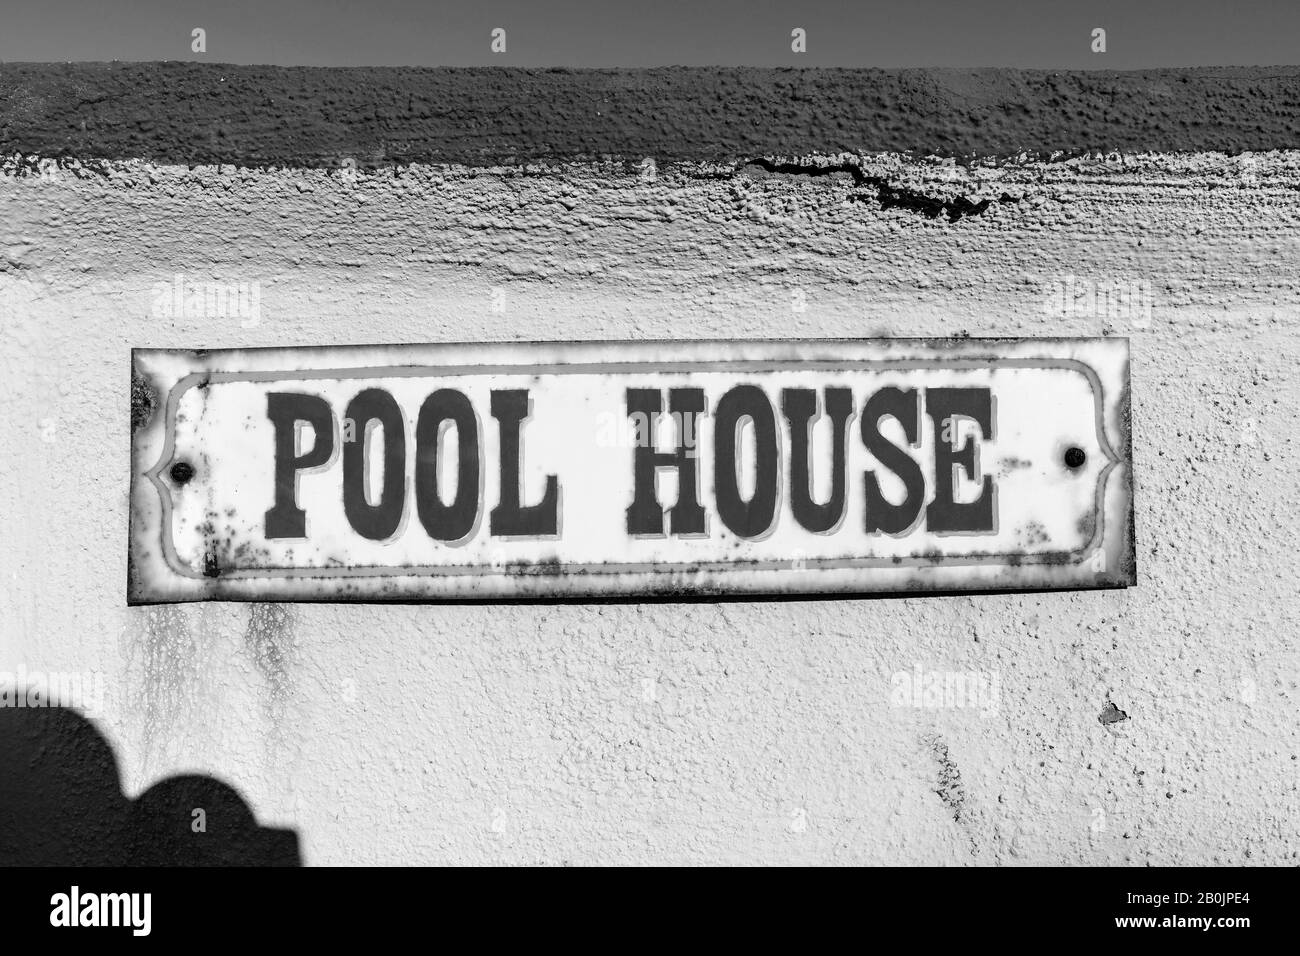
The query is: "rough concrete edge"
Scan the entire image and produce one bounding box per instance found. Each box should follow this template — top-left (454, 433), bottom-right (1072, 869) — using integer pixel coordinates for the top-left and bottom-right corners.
top-left (7, 150), bottom-right (1295, 236)
top-left (3, 64), bottom-right (1300, 167)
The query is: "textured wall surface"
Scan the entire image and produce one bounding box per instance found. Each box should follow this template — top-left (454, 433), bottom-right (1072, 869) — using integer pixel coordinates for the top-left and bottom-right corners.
top-left (1, 67), bottom-right (1298, 865)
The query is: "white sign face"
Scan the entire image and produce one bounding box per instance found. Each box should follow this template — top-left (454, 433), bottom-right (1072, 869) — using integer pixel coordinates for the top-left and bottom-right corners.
top-left (128, 338), bottom-right (1133, 602)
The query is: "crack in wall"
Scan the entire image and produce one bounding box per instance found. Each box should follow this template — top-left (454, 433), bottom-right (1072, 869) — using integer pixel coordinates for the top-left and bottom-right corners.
top-left (744, 157), bottom-right (1018, 222)
top-left (922, 732), bottom-right (969, 824)
top-left (1099, 700), bottom-right (1129, 725)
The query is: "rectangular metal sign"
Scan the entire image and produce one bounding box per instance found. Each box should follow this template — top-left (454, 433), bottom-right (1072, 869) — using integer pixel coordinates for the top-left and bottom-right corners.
top-left (128, 339), bottom-right (1133, 603)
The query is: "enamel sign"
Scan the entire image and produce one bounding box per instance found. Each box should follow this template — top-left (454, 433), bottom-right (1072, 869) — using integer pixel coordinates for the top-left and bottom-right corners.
top-left (128, 339), bottom-right (1134, 602)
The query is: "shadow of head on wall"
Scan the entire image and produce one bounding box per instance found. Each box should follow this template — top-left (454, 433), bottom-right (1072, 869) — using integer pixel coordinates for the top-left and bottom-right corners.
top-left (0, 703), bottom-right (300, 866)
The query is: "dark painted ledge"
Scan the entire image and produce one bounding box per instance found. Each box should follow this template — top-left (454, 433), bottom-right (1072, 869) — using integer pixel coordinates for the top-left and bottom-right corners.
top-left (3, 63), bottom-right (1300, 167)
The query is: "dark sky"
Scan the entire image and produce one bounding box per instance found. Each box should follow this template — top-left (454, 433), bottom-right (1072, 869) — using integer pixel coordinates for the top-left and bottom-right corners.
top-left (1, 0), bottom-right (1297, 68)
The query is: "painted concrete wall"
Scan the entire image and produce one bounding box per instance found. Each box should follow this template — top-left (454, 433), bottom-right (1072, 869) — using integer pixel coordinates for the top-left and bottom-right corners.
top-left (2, 68), bottom-right (1298, 865)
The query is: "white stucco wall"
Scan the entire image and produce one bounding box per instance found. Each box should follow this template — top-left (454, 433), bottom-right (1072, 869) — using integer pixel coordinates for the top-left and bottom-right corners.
top-left (1, 150), bottom-right (1297, 864)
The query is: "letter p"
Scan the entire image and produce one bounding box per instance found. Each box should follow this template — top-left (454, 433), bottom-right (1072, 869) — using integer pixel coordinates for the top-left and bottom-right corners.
top-left (265, 392), bottom-right (336, 538)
